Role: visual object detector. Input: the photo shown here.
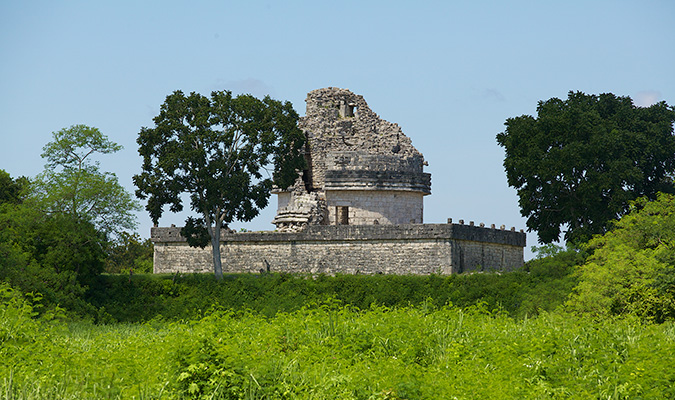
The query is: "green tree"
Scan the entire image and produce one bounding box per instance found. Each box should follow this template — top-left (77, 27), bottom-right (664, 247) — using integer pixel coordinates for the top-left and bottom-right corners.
top-left (567, 193), bottom-right (675, 322)
top-left (104, 232), bottom-right (153, 273)
top-left (0, 170), bottom-right (28, 205)
top-left (0, 172), bottom-right (103, 316)
top-left (133, 90), bottom-right (305, 280)
top-left (30, 125), bottom-right (140, 236)
top-left (0, 127), bottom-right (138, 316)
top-left (497, 92), bottom-right (675, 244)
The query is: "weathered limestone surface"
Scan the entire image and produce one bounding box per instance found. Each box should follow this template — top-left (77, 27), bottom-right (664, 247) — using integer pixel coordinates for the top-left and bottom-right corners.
top-left (324, 152), bottom-right (430, 193)
top-left (299, 88), bottom-right (424, 188)
top-left (325, 190), bottom-right (423, 225)
top-left (271, 186), bottom-right (327, 232)
top-left (273, 87), bottom-right (430, 231)
top-left (152, 224), bottom-right (526, 275)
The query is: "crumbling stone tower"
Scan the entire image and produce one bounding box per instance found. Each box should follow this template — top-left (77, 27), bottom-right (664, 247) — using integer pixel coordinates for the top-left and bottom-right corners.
top-left (273, 88), bottom-right (431, 231)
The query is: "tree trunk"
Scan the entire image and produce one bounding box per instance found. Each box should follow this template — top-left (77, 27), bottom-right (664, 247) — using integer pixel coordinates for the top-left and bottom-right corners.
top-left (210, 220), bottom-right (223, 280)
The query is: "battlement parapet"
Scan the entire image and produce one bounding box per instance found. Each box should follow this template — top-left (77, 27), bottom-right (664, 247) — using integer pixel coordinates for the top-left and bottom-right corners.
top-left (152, 223), bottom-right (525, 247)
top-left (152, 223), bottom-right (525, 275)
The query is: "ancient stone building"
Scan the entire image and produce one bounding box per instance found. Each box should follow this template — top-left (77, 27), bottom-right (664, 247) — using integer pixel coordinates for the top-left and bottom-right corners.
top-left (272, 87), bottom-right (431, 230)
top-left (152, 88), bottom-right (526, 275)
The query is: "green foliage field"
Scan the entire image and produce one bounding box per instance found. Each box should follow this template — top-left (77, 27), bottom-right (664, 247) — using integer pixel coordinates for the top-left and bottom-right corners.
top-left (86, 264), bottom-right (577, 323)
top-left (2, 282), bottom-right (674, 399)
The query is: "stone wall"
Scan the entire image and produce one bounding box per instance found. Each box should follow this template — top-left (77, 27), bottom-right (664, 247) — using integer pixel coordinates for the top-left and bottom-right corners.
top-left (152, 223), bottom-right (526, 275)
top-left (325, 190), bottom-right (423, 225)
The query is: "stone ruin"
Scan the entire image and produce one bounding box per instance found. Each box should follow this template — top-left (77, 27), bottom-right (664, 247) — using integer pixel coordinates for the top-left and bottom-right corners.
top-left (273, 87), bottom-right (431, 231)
top-left (151, 88), bottom-right (526, 275)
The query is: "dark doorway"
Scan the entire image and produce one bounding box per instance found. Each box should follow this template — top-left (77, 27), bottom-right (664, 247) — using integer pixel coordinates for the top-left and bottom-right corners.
top-left (336, 206), bottom-right (349, 225)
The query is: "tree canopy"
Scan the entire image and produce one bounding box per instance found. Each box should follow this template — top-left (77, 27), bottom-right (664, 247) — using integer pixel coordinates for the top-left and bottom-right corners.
top-left (497, 91), bottom-right (675, 244)
top-left (0, 125), bottom-right (143, 317)
top-left (29, 125), bottom-right (140, 236)
top-left (0, 170), bottom-right (28, 205)
top-left (133, 90), bottom-right (306, 279)
top-left (104, 232), bottom-right (153, 274)
top-left (0, 169), bottom-right (105, 315)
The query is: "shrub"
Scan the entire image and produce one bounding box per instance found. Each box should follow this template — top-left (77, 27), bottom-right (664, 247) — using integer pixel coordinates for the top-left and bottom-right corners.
top-left (568, 193), bottom-right (675, 322)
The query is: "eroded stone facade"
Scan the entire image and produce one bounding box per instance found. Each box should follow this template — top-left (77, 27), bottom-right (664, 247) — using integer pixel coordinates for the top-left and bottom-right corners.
top-left (272, 87), bottom-right (430, 231)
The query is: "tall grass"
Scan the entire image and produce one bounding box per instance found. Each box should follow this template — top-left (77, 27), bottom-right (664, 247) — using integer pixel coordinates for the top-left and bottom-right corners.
top-left (2, 289), bottom-right (674, 399)
top-left (87, 268), bottom-right (577, 323)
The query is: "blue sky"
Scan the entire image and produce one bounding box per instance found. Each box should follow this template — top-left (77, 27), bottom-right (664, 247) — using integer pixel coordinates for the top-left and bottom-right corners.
top-left (2, 1), bottom-right (674, 259)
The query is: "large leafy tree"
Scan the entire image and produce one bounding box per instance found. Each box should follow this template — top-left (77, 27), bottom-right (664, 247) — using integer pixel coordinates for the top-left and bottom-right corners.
top-left (0, 170), bottom-right (28, 205)
top-left (497, 91), bottom-right (675, 244)
top-left (30, 125), bottom-right (140, 236)
top-left (133, 90), bottom-right (306, 280)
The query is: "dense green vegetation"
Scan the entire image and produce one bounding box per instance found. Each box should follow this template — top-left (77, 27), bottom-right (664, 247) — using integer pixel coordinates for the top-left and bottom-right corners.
top-left (3, 229), bottom-right (675, 399)
top-left (87, 266), bottom-right (576, 323)
top-left (3, 173), bottom-right (675, 397)
top-left (2, 282), bottom-right (674, 399)
top-left (3, 162), bottom-right (675, 398)
top-left (568, 193), bottom-right (675, 322)
top-left (0, 126), bottom-right (146, 319)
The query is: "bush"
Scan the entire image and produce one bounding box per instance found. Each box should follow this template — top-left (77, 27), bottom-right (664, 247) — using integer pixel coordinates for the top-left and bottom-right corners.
top-left (87, 265), bottom-right (577, 323)
top-left (3, 300), bottom-right (675, 399)
top-left (568, 193), bottom-right (675, 322)
top-left (0, 206), bottom-right (103, 317)
top-left (104, 232), bottom-right (153, 274)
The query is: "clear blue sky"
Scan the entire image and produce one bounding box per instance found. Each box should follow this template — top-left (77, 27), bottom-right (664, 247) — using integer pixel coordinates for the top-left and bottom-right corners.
top-left (2, 1), bottom-right (674, 259)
